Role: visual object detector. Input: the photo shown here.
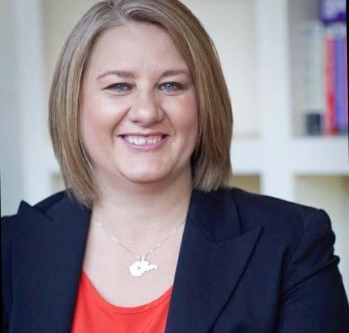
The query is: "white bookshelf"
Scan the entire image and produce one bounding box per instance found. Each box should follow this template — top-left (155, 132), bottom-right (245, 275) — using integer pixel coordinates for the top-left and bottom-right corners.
top-left (2, 0), bottom-right (348, 291)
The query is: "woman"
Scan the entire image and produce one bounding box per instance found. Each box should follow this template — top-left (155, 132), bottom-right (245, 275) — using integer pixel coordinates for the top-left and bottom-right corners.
top-left (2, 0), bottom-right (349, 332)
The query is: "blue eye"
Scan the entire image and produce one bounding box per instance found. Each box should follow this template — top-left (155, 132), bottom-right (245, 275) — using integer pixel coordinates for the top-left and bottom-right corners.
top-left (160, 82), bottom-right (182, 92)
top-left (106, 83), bottom-right (131, 92)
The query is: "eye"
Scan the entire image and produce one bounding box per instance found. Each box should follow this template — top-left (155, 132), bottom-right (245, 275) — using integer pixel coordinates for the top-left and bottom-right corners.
top-left (159, 82), bottom-right (182, 92)
top-left (105, 83), bottom-right (132, 93)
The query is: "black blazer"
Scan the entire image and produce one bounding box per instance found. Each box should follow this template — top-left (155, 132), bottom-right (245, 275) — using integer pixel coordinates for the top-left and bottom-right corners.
top-left (2, 188), bottom-right (349, 333)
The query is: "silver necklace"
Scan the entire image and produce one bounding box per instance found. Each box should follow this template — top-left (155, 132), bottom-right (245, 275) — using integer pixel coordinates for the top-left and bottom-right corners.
top-left (94, 216), bottom-right (186, 277)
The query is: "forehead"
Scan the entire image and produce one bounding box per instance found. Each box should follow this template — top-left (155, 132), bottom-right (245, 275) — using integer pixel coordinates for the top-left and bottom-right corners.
top-left (85, 23), bottom-right (188, 75)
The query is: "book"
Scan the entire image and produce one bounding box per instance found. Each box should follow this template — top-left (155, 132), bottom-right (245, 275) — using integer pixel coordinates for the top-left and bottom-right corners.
top-left (343, 37), bottom-right (348, 132)
top-left (302, 22), bottom-right (326, 135)
top-left (319, 0), bottom-right (346, 25)
top-left (324, 28), bottom-right (337, 135)
top-left (332, 24), bottom-right (347, 134)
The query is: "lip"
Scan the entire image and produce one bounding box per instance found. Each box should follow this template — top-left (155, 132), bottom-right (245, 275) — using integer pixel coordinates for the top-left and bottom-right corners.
top-left (119, 133), bottom-right (169, 151)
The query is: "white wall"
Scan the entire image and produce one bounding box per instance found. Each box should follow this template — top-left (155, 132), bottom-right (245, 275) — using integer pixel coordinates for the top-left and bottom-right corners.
top-left (0, 0), bottom-right (24, 215)
top-left (1, 0), bottom-right (54, 215)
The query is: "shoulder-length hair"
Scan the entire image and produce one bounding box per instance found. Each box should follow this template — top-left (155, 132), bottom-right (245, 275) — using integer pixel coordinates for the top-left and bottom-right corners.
top-left (49, 0), bottom-right (233, 207)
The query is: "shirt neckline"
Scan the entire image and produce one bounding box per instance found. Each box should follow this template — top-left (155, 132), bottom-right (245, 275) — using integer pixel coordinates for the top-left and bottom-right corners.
top-left (81, 270), bottom-right (173, 314)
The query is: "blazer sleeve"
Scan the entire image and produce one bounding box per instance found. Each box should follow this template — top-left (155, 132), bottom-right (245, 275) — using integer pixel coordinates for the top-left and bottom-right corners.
top-left (2, 216), bottom-right (13, 333)
top-left (275, 209), bottom-right (349, 333)
top-left (2, 300), bottom-right (9, 333)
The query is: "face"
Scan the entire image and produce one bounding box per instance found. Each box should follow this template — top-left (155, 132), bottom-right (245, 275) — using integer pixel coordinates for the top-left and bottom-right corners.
top-left (80, 23), bottom-right (198, 190)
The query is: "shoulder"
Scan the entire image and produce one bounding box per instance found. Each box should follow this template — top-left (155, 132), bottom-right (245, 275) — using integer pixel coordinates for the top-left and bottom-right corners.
top-left (192, 187), bottom-right (332, 248)
top-left (230, 186), bottom-right (322, 214)
top-left (219, 187), bottom-right (332, 252)
top-left (1, 191), bottom-right (69, 237)
top-left (229, 186), bottom-right (330, 230)
top-left (2, 190), bottom-right (67, 217)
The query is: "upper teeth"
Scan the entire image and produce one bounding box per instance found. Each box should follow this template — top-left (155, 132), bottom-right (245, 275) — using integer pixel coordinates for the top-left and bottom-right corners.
top-left (124, 136), bottom-right (162, 145)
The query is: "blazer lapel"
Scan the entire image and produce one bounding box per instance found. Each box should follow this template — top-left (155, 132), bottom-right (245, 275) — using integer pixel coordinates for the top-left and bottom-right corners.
top-left (165, 189), bottom-right (262, 333)
top-left (14, 197), bottom-right (90, 333)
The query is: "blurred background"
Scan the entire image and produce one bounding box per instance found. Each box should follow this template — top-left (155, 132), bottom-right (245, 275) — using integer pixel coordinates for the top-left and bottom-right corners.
top-left (1, 0), bottom-right (348, 291)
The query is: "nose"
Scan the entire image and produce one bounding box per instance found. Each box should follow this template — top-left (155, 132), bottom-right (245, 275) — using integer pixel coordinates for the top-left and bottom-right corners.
top-left (128, 92), bottom-right (164, 126)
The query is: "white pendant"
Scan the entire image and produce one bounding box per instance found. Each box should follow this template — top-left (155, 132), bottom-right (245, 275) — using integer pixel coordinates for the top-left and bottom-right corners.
top-left (129, 256), bottom-right (158, 277)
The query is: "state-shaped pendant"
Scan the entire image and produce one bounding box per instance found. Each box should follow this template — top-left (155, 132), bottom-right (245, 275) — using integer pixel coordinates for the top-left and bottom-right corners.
top-left (129, 256), bottom-right (158, 277)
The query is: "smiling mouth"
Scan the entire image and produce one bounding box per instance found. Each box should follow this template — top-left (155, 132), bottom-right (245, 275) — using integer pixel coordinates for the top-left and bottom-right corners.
top-left (122, 135), bottom-right (165, 146)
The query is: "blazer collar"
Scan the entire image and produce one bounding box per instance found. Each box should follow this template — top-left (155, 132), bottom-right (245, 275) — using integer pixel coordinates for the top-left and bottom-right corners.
top-left (15, 189), bottom-right (261, 333)
top-left (165, 189), bottom-right (262, 333)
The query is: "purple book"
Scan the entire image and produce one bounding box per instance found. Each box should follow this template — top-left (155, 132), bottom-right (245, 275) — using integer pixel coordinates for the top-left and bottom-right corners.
top-left (330, 24), bottom-right (347, 133)
top-left (319, 0), bottom-right (346, 24)
top-left (343, 37), bottom-right (348, 131)
top-left (334, 34), bottom-right (345, 132)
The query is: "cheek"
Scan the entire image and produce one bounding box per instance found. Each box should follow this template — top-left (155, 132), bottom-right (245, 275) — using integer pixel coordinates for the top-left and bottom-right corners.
top-left (178, 96), bottom-right (199, 138)
top-left (80, 96), bottom-right (125, 141)
top-left (80, 105), bottom-right (105, 148)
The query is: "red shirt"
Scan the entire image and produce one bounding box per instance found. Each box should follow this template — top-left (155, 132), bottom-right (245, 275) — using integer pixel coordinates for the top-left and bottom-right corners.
top-left (71, 271), bottom-right (172, 333)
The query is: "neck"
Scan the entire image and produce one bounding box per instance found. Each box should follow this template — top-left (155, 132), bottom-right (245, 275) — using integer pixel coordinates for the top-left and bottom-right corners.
top-left (91, 168), bottom-right (193, 239)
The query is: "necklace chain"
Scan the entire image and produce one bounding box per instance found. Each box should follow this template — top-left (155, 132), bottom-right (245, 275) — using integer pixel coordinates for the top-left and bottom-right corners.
top-left (93, 215), bottom-right (186, 261)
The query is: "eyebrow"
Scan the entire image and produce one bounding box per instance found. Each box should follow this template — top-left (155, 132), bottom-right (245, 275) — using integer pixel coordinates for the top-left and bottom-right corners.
top-left (96, 68), bottom-right (190, 81)
top-left (97, 70), bottom-right (134, 80)
top-left (160, 69), bottom-right (190, 79)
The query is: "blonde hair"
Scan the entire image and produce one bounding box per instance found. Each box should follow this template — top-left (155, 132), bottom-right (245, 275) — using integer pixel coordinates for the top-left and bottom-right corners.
top-left (49, 0), bottom-right (233, 207)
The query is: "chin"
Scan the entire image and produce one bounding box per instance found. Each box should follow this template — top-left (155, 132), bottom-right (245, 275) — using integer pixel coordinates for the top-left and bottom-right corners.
top-left (121, 169), bottom-right (170, 185)
top-left (116, 162), bottom-right (191, 187)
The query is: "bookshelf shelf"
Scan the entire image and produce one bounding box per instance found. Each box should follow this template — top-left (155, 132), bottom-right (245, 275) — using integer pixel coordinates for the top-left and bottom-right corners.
top-left (292, 137), bottom-right (349, 174)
